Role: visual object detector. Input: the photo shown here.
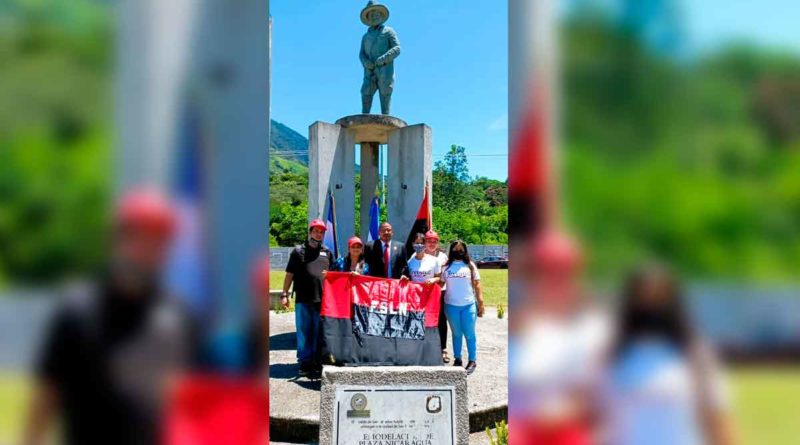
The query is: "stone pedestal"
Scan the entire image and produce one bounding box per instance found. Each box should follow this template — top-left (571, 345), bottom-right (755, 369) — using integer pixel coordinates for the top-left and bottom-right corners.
top-left (308, 114), bottom-right (432, 252)
top-left (359, 142), bottom-right (379, 241)
top-left (388, 124), bottom-right (433, 242)
top-left (319, 366), bottom-right (469, 445)
top-left (308, 122), bottom-right (356, 251)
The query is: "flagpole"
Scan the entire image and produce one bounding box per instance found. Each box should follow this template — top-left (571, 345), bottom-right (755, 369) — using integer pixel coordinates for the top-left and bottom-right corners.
top-left (331, 188), bottom-right (339, 257)
top-left (426, 180), bottom-right (432, 230)
top-left (374, 181), bottom-right (380, 225)
top-left (379, 145), bottom-right (386, 209)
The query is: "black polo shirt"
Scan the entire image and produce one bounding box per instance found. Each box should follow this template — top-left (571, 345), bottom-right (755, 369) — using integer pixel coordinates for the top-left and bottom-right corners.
top-left (286, 243), bottom-right (334, 305)
top-left (35, 280), bottom-right (197, 445)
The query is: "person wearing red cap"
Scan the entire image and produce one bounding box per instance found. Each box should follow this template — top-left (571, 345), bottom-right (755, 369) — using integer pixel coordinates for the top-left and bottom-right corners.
top-left (22, 188), bottom-right (196, 445)
top-left (281, 219), bottom-right (334, 377)
top-left (509, 229), bottom-right (610, 445)
top-left (423, 230), bottom-right (451, 363)
top-left (408, 233), bottom-right (443, 285)
top-left (332, 237), bottom-right (370, 275)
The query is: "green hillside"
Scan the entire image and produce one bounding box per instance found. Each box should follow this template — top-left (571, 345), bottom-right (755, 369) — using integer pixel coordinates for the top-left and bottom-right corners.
top-left (269, 120), bottom-right (309, 230)
top-left (270, 119), bottom-right (308, 164)
top-left (270, 155), bottom-right (306, 174)
top-left (269, 119), bottom-right (308, 176)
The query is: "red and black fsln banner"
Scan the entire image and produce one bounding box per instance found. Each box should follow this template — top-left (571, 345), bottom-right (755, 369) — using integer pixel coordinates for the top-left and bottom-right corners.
top-left (321, 272), bottom-right (442, 366)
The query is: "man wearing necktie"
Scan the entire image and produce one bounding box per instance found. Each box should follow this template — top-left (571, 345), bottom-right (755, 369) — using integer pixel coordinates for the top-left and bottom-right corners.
top-left (366, 222), bottom-right (409, 280)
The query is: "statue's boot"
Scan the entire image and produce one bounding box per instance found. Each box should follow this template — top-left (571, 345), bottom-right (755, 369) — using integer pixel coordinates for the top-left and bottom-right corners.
top-left (380, 94), bottom-right (391, 115)
top-left (361, 95), bottom-right (373, 114)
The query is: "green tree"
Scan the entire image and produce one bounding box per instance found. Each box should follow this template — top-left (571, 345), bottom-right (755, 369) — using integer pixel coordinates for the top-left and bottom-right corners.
top-left (0, 0), bottom-right (112, 286)
top-left (433, 145), bottom-right (470, 211)
top-left (270, 202), bottom-right (308, 247)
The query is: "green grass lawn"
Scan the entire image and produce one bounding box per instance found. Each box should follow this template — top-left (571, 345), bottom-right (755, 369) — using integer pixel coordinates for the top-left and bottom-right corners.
top-left (475, 269), bottom-right (507, 307)
top-left (731, 366), bottom-right (800, 445)
top-left (270, 269), bottom-right (508, 308)
top-left (0, 373), bottom-right (30, 444)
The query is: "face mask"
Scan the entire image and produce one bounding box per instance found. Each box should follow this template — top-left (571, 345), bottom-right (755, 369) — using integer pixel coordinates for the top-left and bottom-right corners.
top-left (308, 237), bottom-right (321, 248)
top-left (413, 244), bottom-right (425, 253)
top-left (450, 251), bottom-right (465, 260)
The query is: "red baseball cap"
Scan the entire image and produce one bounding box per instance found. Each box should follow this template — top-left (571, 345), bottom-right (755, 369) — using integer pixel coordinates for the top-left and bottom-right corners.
top-left (424, 230), bottom-right (439, 241)
top-left (115, 189), bottom-right (177, 239)
top-left (347, 236), bottom-right (364, 248)
top-left (309, 219), bottom-right (327, 232)
top-left (532, 229), bottom-right (583, 272)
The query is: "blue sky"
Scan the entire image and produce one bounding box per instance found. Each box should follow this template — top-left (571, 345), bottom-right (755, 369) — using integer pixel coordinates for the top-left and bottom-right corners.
top-left (271, 0), bottom-right (799, 181)
top-left (684, 0), bottom-right (800, 53)
top-left (270, 0), bottom-right (509, 180)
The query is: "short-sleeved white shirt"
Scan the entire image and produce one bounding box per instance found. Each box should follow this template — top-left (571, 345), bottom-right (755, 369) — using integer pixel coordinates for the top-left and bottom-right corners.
top-left (407, 254), bottom-right (442, 284)
top-left (602, 339), bottom-right (730, 445)
top-left (431, 251), bottom-right (448, 290)
top-left (442, 260), bottom-right (480, 306)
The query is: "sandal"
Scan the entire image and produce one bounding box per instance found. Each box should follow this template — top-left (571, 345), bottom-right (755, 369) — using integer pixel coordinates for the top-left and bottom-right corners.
top-left (442, 350), bottom-right (451, 364)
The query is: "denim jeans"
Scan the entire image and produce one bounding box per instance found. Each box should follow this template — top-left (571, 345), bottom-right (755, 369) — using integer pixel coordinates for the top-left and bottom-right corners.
top-left (445, 303), bottom-right (477, 361)
top-left (295, 302), bottom-right (321, 364)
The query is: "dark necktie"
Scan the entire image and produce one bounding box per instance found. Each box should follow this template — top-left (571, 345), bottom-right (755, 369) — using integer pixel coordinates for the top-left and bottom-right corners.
top-left (384, 243), bottom-right (390, 277)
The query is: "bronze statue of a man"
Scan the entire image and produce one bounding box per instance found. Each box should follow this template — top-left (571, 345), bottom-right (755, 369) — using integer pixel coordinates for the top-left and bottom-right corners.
top-left (359, 1), bottom-right (400, 115)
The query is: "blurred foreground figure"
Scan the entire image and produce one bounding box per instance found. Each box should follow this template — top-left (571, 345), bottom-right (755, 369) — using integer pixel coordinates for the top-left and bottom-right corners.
top-left (510, 229), bottom-right (609, 445)
top-left (162, 255), bottom-right (269, 445)
top-left (21, 190), bottom-right (196, 445)
top-left (600, 265), bottom-right (736, 445)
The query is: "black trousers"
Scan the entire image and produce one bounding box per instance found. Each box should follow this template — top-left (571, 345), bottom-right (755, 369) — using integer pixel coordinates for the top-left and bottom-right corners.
top-left (439, 290), bottom-right (448, 351)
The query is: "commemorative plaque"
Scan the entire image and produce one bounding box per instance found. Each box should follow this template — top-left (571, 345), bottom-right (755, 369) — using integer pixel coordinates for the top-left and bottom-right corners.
top-left (333, 386), bottom-right (455, 445)
top-left (320, 366), bottom-right (469, 445)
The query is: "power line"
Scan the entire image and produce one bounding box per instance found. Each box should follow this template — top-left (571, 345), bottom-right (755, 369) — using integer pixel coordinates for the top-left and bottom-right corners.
top-left (271, 152), bottom-right (508, 158)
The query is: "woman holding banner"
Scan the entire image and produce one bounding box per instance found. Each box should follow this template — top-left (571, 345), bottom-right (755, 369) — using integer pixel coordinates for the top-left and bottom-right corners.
top-left (332, 236), bottom-right (369, 275)
top-left (440, 240), bottom-right (485, 375)
top-left (407, 233), bottom-right (442, 285)
top-left (423, 230), bottom-right (451, 363)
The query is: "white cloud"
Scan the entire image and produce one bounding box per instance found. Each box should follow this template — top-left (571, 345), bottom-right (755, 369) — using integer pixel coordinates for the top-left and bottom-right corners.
top-left (488, 113), bottom-right (508, 132)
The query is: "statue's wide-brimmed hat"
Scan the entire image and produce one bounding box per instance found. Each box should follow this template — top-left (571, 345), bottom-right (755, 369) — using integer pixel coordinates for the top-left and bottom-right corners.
top-left (360, 0), bottom-right (389, 26)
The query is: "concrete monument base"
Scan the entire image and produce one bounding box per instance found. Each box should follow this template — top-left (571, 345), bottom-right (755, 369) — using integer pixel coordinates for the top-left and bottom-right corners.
top-left (268, 309), bottom-right (508, 443)
top-left (335, 114), bottom-right (407, 144)
top-left (308, 114), bottom-right (432, 251)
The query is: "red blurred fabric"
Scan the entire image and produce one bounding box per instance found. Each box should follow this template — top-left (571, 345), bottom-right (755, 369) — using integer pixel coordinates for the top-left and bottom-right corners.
top-left (510, 419), bottom-right (592, 445)
top-left (164, 375), bottom-right (268, 445)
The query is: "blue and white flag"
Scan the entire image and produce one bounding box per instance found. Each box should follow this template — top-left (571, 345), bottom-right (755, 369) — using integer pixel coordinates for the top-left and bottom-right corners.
top-left (165, 105), bottom-right (212, 323)
top-left (323, 191), bottom-right (339, 258)
top-left (367, 195), bottom-right (380, 242)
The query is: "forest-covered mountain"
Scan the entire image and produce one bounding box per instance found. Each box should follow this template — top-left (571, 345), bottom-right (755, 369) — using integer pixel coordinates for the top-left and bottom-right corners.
top-left (270, 119), bottom-right (308, 174)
